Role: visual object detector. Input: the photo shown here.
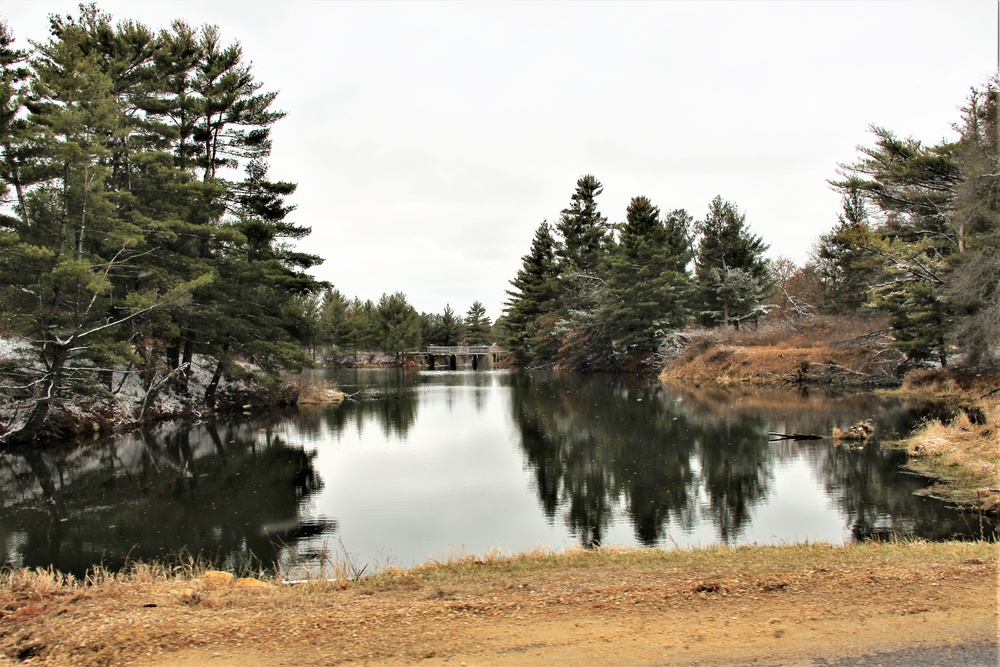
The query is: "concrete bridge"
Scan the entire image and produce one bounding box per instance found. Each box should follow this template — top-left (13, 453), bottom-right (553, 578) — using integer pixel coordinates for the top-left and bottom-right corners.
top-left (408, 344), bottom-right (508, 370)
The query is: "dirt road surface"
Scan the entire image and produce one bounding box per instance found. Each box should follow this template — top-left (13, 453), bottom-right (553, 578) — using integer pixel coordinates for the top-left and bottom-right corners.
top-left (1, 542), bottom-right (996, 666)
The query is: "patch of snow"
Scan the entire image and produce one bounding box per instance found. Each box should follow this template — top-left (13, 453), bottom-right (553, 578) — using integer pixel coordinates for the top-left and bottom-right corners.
top-left (1, 336), bottom-right (299, 443)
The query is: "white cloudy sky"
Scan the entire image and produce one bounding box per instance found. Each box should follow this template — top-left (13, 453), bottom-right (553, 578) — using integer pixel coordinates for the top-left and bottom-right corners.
top-left (2, 1), bottom-right (996, 318)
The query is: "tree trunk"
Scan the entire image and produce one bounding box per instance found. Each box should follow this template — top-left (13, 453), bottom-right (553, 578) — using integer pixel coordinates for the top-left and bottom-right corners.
top-left (58, 162), bottom-right (69, 256)
top-left (167, 340), bottom-right (180, 370)
top-left (15, 343), bottom-right (69, 444)
top-left (204, 347), bottom-right (228, 409)
top-left (76, 162), bottom-right (89, 261)
top-left (182, 335), bottom-right (194, 367)
top-left (3, 146), bottom-right (31, 228)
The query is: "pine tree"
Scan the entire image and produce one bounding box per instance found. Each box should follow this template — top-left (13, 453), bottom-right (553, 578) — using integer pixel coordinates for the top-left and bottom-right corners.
top-left (502, 220), bottom-right (558, 361)
top-left (438, 304), bottom-right (462, 345)
top-left (191, 25), bottom-right (284, 183)
top-left (0, 20), bottom-right (39, 230)
top-left (947, 80), bottom-right (1000, 366)
top-left (464, 301), bottom-right (492, 345)
top-left (810, 187), bottom-right (882, 313)
top-left (0, 7), bottom-right (324, 439)
top-left (605, 196), bottom-right (693, 359)
top-left (555, 174), bottom-right (611, 277)
top-left (694, 196), bottom-right (771, 328)
top-left (317, 288), bottom-right (353, 348)
top-left (374, 292), bottom-right (421, 357)
top-left (831, 124), bottom-right (963, 365)
top-left (552, 175), bottom-right (618, 370)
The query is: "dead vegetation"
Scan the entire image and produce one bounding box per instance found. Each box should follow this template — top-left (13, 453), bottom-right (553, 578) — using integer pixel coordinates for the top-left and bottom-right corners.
top-left (295, 379), bottom-right (346, 405)
top-left (659, 316), bottom-right (900, 389)
top-left (0, 541), bottom-right (995, 667)
top-left (876, 367), bottom-right (1000, 515)
top-left (891, 393), bottom-right (1000, 515)
top-left (659, 319), bottom-right (999, 516)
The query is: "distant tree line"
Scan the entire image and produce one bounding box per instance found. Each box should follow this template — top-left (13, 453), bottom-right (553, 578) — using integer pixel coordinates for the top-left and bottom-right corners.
top-left (500, 79), bottom-right (1000, 374)
top-left (303, 289), bottom-right (497, 360)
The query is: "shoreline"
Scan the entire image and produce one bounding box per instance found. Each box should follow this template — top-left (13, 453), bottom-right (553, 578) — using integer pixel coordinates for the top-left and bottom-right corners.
top-left (6, 343), bottom-right (996, 516)
top-left (1, 540), bottom-right (995, 667)
top-left (657, 327), bottom-right (1000, 517)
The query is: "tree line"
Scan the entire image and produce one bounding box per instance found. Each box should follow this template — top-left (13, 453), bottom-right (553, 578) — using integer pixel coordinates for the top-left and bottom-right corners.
top-left (302, 289), bottom-right (497, 359)
top-left (0, 6), bottom-right (322, 442)
top-left (501, 177), bottom-right (771, 371)
top-left (501, 80), bottom-right (1000, 374)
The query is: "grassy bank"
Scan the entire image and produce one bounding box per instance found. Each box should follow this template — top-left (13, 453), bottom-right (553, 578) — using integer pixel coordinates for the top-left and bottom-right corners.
top-left (1, 541), bottom-right (995, 667)
top-left (887, 369), bottom-right (1000, 515)
top-left (658, 316), bottom-right (899, 389)
top-left (659, 318), bottom-right (1000, 516)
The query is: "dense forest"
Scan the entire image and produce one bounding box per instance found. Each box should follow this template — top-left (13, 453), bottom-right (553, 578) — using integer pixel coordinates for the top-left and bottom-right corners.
top-left (1, 5), bottom-right (998, 444)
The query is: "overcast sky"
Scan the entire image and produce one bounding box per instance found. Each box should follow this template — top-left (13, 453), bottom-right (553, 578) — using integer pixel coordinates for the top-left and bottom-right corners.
top-left (3, 1), bottom-right (996, 318)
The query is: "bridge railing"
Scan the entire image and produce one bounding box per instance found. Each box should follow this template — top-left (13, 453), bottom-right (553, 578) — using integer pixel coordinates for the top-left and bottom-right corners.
top-left (425, 345), bottom-right (498, 355)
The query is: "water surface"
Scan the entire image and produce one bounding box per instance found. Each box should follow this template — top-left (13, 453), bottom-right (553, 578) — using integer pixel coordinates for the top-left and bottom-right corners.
top-left (0, 369), bottom-right (989, 576)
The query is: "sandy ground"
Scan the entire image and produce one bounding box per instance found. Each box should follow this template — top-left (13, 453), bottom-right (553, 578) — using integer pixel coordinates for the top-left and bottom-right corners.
top-left (0, 543), bottom-right (996, 667)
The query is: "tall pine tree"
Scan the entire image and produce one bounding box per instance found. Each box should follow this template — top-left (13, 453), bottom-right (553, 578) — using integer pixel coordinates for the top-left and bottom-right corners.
top-left (502, 220), bottom-right (558, 361)
top-left (694, 196), bottom-right (771, 328)
top-left (605, 196), bottom-right (693, 360)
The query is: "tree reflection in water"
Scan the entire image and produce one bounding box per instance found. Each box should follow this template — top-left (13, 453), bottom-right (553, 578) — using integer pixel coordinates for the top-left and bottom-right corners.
top-left (507, 373), bottom-right (994, 547)
top-left (4, 371), bottom-right (992, 575)
top-left (0, 416), bottom-right (333, 577)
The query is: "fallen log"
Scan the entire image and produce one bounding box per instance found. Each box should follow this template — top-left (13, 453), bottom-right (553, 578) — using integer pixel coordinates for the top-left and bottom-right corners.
top-left (768, 432), bottom-right (825, 441)
top-left (343, 386), bottom-right (370, 401)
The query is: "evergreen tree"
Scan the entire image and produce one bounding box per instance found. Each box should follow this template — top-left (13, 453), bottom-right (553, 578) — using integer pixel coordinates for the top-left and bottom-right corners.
top-left (191, 25), bottom-right (284, 183)
top-left (464, 300), bottom-right (492, 345)
top-left (552, 175), bottom-right (617, 370)
top-left (345, 298), bottom-right (379, 353)
top-left (943, 79), bottom-right (1000, 367)
top-left (502, 220), bottom-right (558, 361)
top-left (663, 208), bottom-right (694, 273)
top-left (374, 292), bottom-right (420, 357)
top-left (420, 305), bottom-right (463, 346)
top-left (0, 20), bottom-right (39, 229)
top-left (809, 187), bottom-right (882, 313)
top-left (555, 174), bottom-right (611, 277)
top-left (694, 196), bottom-right (771, 328)
top-left (831, 125), bottom-right (962, 365)
top-left (317, 287), bottom-right (353, 348)
top-left (604, 196), bottom-right (693, 360)
top-left (0, 7), bottom-right (323, 440)
top-left (437, 304), bottom-right (462, 345)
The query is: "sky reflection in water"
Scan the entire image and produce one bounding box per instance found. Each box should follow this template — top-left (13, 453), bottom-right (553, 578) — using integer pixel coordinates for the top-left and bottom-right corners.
top-left (0, 369), bottom-right (988, 576)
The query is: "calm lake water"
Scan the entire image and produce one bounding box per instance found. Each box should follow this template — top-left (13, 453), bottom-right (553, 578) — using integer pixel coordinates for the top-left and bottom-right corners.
top-left (0, 369), bottom-right (991, 576)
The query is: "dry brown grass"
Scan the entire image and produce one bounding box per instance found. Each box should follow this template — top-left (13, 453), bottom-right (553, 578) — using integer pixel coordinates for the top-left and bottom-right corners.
top-left (896, 397), bottom-right (1000, 514)
top-left (660, 315), bottom-right (897, 387)
top-left (898, 367), bottom-right (1000, 400)
top-left (1, 541), bottom-right (995, 667)
top-left (295, 379), bottom-right (346, 405)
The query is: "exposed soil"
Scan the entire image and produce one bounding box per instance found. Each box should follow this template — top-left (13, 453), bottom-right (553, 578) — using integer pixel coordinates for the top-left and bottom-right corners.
top-left (1, 542), bottom-right (995, 667)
